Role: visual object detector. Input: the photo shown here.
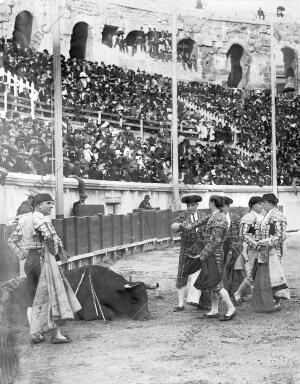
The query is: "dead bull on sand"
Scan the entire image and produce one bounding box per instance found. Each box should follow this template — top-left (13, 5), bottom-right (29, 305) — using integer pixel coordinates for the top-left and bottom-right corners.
top-left (9, 265), bottom-right (159, 322)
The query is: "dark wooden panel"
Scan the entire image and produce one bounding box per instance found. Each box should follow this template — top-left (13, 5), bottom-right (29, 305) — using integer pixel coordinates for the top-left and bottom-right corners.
top-left (76, 204), bottom-right (105, 217)
top-left (54, 219), bottom-right (64, 245)
top-left (143, 210), bottom-right (156, 240)
top-left (63, 217), bottom-right (76, 256)
top-left (132, 212), bottom-right (142, 243)
top-left (157, 210), bottom-right (171, 239)
top-left (114, 215), bottom-right (123, 247)
top-left (76, 217), bottom-right (89, 255)
top-left (102, 215), bottom-right (113, 248)
top-left (89, 215), bottom-right (101, 252)
top-left (123, 215), bottom-right (131, 244)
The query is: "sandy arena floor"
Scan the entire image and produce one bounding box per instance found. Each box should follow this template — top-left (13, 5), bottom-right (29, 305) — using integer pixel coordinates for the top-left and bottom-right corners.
top-left (15, 234), bottom-right (300, 384)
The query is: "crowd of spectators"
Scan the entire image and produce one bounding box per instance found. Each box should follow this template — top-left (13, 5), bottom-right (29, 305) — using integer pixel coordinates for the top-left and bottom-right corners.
top-left (0, 113), bottom-right (172, 182)
top-left (0, 39), bottom-right (299, 186)
top-left (112, 28), bottom-right (197, 71)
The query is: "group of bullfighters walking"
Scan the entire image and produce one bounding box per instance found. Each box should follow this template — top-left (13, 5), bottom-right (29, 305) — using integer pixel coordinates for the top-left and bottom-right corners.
top-left (172, 193), bottom-right (290, 321)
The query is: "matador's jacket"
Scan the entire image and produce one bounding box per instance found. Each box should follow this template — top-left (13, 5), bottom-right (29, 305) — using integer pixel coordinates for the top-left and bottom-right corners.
top-left (239, 210), bottom-right (263, 284)
top-left (258, 208), bottom-right (287, 263)
top-left (197, 211), bottom-right (228, 292)
top-left (172, 210), bottom-right (209, 289)
top-left (240, 210), bottom-right (262, 248)
top-left (223, 212), bottom-right (243, 265)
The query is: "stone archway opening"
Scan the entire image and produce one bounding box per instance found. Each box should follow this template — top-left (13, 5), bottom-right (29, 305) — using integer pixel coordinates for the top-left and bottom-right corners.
top-left (13, 11), bottom-right (33, 47)
top-left (125, 30), bottom-right (139, 46)
top-left (177, 38), bottom-right (196, 60)
top-left (102, 25), bottom-right (119, 48)
top-left (227, 44), bottom-right (244, 87)
top-left (281, 46), bottom-right (297, 78)
top-left (70, 22), bottom-right (89, 59)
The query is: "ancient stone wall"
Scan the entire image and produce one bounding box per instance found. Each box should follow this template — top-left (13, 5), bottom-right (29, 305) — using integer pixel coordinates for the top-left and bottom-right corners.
top-left (0, 0), bottom-right (299, 89)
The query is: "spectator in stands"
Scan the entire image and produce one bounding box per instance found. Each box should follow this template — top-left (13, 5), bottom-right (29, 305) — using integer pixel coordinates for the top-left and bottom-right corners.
top-left (257, 8), bottom-right (265, 20)
top-left (139, 194), bottom-right (153, 210)
top-left (0, 147), bottom-right (14, 171)
top-left (72, 194), bottom-right (88, 216)
top-left (1, 39), bottom-right (298, 187)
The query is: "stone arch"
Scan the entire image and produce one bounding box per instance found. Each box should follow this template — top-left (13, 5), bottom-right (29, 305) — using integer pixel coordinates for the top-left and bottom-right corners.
top-left (227, 43), bottom-right (244, 87)
top-left (125, 30), bottom-right (139, 46)
top-left (13, 11), bottom-right (33, 47)
top-left (102, 25), bottom-right (119, 48)
top-left (70, 22), bottom-right (92, 60)
top-left (177, 38), bottom-right (196, 60)
top-left (281, 46), bottom-right (297, 79)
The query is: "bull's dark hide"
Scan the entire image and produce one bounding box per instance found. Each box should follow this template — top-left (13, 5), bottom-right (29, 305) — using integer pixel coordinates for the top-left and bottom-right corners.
top-left (8, 265), bottom-right (151, 322)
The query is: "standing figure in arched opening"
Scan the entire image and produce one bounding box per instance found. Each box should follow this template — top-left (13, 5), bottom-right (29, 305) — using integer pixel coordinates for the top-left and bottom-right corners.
top-left (227, 44), bottom-right (244, 88)
top-left (13, 11), bottom-right (33, 48)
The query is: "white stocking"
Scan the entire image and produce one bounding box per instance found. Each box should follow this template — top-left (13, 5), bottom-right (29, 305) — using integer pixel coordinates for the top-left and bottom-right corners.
top-left (206, 292), bottom-right (219, 315)
top-left (220, 288), bottom-right (235, 316)
top-left (177, 287), bottom-right (186, 307)
top-left (27, 307), bottom-right (32, 327)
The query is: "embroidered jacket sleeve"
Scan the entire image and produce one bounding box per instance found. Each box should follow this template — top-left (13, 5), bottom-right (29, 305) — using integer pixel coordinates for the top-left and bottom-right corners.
top-left (7, 223), bottom-right (27, 260)
top-left (185, 215), bottom-right (210, 231)
top-left (199, 215), bottom-right (227, 261)
top-left (263, 211), bottom-right (287, 247)
top-left (240, 213), bottom-right (257, 248)
top-left (33, 214), bottom-right (63, 255)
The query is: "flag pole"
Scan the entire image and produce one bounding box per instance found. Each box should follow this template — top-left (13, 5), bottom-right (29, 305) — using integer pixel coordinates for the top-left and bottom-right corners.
top-left (270, 21), bottom-right (277, 195)
top-left (172, 0), bottom-right (180, 210)
top-left (53, 0), bottom-right (64, 218)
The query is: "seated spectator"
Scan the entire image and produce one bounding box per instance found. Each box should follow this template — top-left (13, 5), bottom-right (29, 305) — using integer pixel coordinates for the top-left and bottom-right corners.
top-left (72, 194), bottom-right (88, 216)
top-left (139, 194), bottom-right (153, 210)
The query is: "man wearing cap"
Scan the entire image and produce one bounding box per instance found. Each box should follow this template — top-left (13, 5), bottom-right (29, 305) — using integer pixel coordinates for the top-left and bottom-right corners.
top-left (233, 196), bottom-right (263, 302)
top-left (139, 195), bottom-right (153, 210)
top-left (171, 195), bottom-right (209, 311)
top-left (72, 194), bottom-right (88, 216)
top-left (8, 193), bottom-right (78, 344)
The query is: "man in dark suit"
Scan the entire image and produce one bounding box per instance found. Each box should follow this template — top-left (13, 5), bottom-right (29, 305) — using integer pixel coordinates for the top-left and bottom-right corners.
top-left (72, 194), bottom-right (88, 216)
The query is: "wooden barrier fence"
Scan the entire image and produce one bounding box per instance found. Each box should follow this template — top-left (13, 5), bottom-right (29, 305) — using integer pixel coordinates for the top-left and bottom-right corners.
top-left (0, 206), bottom-right (281, 283)
top-left (0, 209), bottom-right (174, 282)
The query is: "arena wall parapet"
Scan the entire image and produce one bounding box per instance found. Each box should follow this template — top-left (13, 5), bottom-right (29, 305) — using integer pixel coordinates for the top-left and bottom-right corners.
top-left (1, 173), bottom-right (300, 230)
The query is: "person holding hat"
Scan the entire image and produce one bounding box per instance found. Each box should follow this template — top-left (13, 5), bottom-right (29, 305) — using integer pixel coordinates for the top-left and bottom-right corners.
top-left (251, 193), bottom-right (290, 312)
top-left (190, 195), bottom-right (237, 321)
top-left (8, 193), bottom-right (80, 344)
top-left (171, 195), bottom-right (209, 312)
top-left (233, 196), bottom-right (263, 303)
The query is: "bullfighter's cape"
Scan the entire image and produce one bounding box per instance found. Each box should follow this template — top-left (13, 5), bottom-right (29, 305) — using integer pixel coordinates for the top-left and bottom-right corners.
top-left (30, 247), bottom-right (82, 335)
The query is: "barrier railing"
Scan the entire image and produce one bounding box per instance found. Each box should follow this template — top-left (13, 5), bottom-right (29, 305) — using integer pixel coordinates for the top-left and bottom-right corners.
top-left (0, 205), bottom-right (274, 282)
top-left (0, 209), bottom-right (175, 282)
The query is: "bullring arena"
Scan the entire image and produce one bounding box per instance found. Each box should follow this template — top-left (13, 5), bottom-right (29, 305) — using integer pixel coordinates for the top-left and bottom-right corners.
top-left (0, 0), bottom-right (300, 383)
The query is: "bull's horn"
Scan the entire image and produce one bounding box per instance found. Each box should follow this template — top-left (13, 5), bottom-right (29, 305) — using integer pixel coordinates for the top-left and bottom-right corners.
top-left (144, 283), bottom-right (159, 290)
top-left (124, 282), bottom-right (141, 290)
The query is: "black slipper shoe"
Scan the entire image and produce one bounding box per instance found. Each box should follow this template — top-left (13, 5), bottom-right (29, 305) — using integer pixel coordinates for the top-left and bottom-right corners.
top-left (186, 302), bottom-right (199, 307)
top-left (51, 336), bottom-right (70, 344)
top-left (203, 313), bottom-right (219, 319)
top-left (30, 333), bottom-right (46, 344)
top-left (219, 311), bottom-right (237, 321)
top-left (173, 306), bottom-right (185, 312)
